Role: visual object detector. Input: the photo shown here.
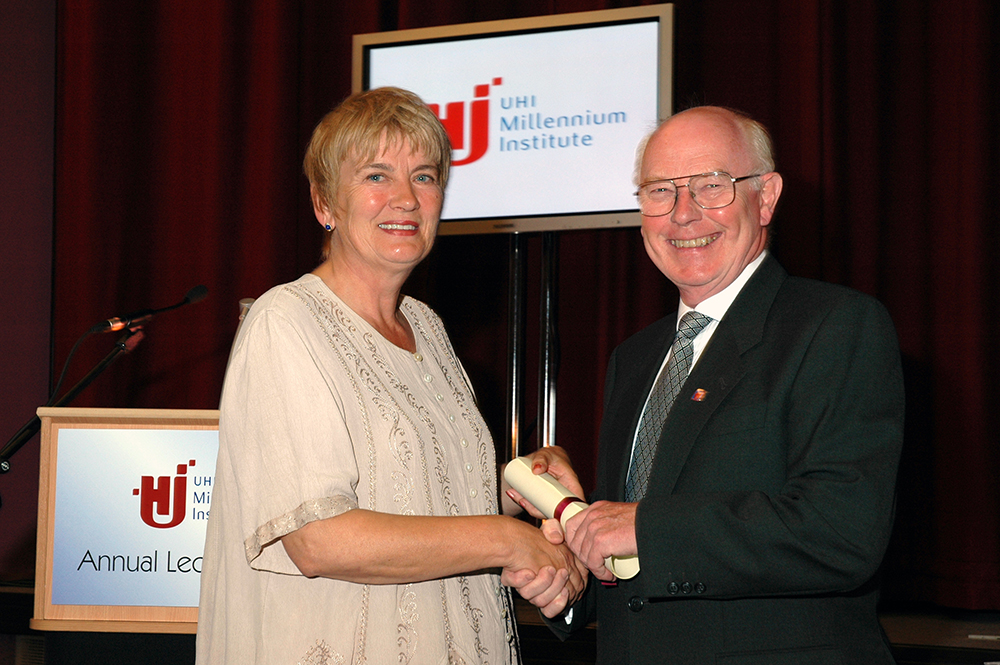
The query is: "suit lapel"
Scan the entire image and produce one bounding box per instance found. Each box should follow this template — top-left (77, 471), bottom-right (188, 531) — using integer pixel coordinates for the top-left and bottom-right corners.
top-left (647, 256), bottom-right (788, 494)
top-left (598, 318), bottom-right (675, 501)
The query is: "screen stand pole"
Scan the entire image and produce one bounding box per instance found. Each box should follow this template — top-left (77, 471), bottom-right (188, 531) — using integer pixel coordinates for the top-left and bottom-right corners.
top-left (505, 234), bottom-right (528, 462)
top-left (538, 232), bottom-right (558, 449)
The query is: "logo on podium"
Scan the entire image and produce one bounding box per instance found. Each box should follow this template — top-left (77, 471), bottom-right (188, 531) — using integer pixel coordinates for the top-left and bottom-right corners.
top-left (134, 459), bottom-right (196, 529)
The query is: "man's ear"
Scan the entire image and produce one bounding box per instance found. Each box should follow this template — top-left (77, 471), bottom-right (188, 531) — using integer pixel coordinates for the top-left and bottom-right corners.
top-left (758, 173), bottom-right (783, 227)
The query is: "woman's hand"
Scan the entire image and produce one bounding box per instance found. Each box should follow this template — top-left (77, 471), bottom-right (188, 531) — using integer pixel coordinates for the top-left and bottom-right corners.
top-left (501, 519), bottom-right (588, 618)
top-left (502, 445), bottom-right (585, 519)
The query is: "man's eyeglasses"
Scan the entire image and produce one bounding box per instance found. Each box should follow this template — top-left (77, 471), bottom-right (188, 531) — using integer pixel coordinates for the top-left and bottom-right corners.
top-left (634, 172), bottom-right (763, 217)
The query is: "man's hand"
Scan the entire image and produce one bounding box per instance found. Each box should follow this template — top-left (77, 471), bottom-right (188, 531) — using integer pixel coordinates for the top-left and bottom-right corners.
top-left (503, 562), bottom-right (575, 618)
top-left (563, 500), bottom-right (639, 582)
top-left (502, 519), bottom-right (588, 617)
top-left (503, 545), bottom-right (588, 617)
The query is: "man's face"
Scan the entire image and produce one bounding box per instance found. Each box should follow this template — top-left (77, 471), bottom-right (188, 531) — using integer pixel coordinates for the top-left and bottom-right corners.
top-left (638, 109), bottom-right (782, 306)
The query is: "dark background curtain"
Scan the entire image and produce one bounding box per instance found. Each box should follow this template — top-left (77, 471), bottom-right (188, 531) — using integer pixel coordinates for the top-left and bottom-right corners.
top-left (1, 0), bottom-right (997, 612)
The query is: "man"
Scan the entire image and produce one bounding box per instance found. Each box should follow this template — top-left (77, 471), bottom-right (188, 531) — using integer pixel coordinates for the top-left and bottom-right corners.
top-left (535, 106), bottom-right (904, 663)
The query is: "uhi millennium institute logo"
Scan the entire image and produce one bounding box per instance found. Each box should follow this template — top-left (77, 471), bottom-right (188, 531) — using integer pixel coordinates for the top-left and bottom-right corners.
top-left (133, 458), bottom-right (210, 529)
top-left (67, 454), bottom-right (213, 579)
top-left (428, 77), bottom-right (629, 166)
top-left (428, 78), bottom-right (500, 167)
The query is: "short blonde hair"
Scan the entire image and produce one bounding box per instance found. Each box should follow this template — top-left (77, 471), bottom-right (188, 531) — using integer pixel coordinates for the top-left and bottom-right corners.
top-left (304, 87), bottom-right (452, 208)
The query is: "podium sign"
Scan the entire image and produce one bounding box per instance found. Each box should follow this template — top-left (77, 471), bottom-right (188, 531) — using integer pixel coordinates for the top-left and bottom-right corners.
top-left (32, 408), bottom-right (219, 633)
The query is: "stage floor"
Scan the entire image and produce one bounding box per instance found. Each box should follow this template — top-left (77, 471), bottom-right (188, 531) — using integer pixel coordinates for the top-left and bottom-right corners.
top-left (515, 597), bottom-right (1000, 665)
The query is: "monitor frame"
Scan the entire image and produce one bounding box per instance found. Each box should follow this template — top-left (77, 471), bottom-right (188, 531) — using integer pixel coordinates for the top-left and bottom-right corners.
top-left (352, 5), bottom-right (673, 235)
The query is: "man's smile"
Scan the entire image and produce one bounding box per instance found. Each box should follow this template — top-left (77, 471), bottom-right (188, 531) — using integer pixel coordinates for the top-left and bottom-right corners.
top-left (670, 233), bottom-right (721, 249)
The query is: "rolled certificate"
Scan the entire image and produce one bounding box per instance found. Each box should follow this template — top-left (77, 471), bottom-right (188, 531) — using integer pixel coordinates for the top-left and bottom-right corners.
top-left (504, 456), bottom-right (640, 579)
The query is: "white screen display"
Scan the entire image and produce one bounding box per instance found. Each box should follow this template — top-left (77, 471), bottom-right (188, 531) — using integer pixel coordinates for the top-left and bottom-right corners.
top-left (359, 9), bottom-right (671, 233)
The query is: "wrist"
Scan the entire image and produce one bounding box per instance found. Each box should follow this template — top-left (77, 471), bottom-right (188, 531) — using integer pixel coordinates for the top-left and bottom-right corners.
top-left (497, 515), bottom-right (534, 569)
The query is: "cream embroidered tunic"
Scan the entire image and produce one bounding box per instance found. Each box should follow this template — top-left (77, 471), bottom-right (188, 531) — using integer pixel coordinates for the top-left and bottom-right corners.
top-left (196, 274), bottom-right (517, 664)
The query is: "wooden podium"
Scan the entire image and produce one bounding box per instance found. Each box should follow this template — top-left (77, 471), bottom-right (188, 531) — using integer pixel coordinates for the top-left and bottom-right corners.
top-left (31, 408), bottom-right (219, 633)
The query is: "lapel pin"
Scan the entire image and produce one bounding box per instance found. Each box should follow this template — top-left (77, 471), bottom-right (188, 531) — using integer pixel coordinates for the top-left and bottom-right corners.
top-left (690, 388), bottom-right (708, 402)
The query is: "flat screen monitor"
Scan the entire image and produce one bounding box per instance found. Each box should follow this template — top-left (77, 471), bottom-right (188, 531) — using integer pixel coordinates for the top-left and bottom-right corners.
top-left (353, 5), bottom-right (673, 235)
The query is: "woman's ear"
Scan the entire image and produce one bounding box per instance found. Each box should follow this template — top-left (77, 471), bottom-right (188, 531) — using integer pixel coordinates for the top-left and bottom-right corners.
top-left (311, 184), bottom-right (334, 231)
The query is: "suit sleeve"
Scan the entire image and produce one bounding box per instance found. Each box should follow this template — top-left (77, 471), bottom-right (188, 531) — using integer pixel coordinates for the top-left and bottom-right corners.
top-left (635, 291), bottom-right (904, 599)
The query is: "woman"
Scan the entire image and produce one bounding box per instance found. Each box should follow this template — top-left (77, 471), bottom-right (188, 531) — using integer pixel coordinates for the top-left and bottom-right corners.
top-left (196, 87), bottom-right (585, 664)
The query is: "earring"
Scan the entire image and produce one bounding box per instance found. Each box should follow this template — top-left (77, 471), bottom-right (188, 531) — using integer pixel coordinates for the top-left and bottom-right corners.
top-left (324, 223), bottom-right (332, 231)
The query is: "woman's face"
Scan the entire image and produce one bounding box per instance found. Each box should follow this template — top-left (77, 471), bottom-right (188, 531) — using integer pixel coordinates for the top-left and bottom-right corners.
top-left (317, 139), bottom-right (443, 279)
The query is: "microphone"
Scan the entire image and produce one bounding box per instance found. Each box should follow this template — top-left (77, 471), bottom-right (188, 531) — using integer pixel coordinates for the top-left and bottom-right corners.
top-left (89, 285), bottom-right (209, 333)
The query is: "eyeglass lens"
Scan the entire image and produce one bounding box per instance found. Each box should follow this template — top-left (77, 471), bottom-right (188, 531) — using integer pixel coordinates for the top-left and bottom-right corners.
top-left (638, 173), bottom-right (736, 215)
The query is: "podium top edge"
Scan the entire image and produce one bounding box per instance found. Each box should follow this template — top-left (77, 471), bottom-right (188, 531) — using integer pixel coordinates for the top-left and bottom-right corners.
top-left (36, 407), bottom-right (220, 420)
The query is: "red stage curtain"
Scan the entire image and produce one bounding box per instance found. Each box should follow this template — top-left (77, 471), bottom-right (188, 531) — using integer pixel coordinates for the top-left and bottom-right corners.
top-left (50, 0), bottom-right (1000, 609)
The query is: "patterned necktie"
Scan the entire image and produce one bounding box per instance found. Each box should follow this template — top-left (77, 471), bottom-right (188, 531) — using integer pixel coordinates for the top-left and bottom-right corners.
top-left (625, 311), bottom-right (712, 502)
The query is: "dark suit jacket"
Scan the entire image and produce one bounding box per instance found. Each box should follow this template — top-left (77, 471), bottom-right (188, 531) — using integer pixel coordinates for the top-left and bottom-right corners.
top-left (551, 255), bottom-right (904, 664)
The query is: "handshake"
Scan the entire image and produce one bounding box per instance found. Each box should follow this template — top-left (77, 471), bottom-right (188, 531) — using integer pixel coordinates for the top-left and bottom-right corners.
top-left (500, 448), bottom-right (640, 618)
top-left (505, 457), bottom-right (639, 579)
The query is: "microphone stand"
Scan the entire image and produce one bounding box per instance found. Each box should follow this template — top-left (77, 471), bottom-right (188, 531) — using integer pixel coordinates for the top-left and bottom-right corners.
top-left (0, 327), bottom-right (145, 476)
